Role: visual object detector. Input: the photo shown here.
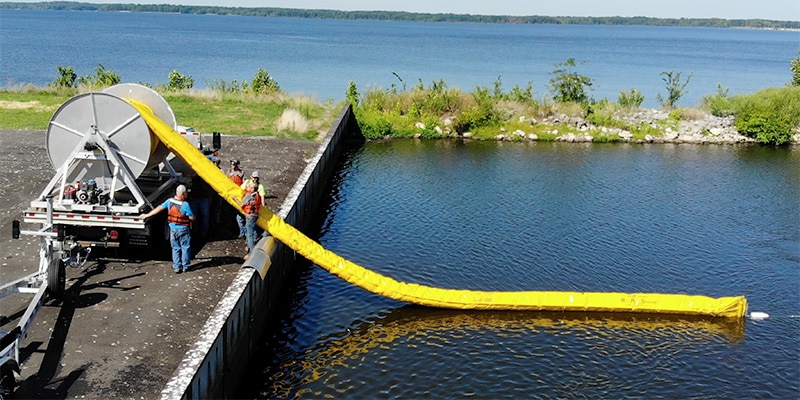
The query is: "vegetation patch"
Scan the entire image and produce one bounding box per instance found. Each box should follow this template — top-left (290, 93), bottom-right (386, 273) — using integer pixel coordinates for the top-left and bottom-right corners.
top-left (2, 54), bottom-right (800, 145)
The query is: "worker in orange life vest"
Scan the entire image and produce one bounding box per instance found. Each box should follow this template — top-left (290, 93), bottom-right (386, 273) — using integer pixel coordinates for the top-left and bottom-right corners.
top-left (140, 184), bottom-right (195, 273)
top-left (237, 181), bottom-right (262, 259)
top-left (228, 159), bottom-right (246, 238)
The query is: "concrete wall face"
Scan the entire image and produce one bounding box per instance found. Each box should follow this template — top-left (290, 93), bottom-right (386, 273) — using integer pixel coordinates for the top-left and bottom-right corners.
top-left (160, 105), bottom-right (363, 400)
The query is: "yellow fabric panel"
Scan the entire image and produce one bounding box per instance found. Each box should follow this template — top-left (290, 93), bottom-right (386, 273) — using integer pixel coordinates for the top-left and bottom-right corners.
top-left (129, 99), bottom-right (747, 318)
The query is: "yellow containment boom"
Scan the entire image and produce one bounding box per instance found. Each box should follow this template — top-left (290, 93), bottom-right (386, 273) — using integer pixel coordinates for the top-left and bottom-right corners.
top-left (129, 100), bottom-right (747, 318)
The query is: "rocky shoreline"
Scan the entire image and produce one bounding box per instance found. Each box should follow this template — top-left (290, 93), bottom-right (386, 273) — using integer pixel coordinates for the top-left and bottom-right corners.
top-left (455, 108), bottom-right (800, 145)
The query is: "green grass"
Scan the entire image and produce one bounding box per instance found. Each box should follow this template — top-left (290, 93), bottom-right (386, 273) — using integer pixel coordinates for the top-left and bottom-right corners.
top-left (0, 87), bottom-right (338, 141)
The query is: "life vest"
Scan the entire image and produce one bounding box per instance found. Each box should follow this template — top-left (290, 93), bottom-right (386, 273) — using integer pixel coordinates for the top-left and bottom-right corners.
top-left (229, 170), bottom-right (244, 186)
top-left (241, 191), bottom-right (261, 216)
top-left (167, 199), bottom-right (191, 226)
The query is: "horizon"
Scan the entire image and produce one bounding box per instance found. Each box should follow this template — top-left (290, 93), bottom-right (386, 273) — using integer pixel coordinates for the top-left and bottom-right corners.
top-left (3, 0), bottom-right (800, 21)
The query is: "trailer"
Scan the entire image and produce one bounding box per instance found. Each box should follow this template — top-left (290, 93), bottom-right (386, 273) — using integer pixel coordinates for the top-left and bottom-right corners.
top-left (1, 84), bottom-right (219, 397)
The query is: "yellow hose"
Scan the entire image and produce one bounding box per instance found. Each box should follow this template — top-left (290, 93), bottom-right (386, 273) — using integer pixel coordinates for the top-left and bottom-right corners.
top-left (128, 99), bottom-right (747, 318)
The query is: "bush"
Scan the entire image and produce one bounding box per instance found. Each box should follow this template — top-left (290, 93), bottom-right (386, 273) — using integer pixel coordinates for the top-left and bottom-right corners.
top-left (548, 58), bottom-right (593, 106)
top-left (701, 84), bottom-right (733, 116)
top-left (167, 69), bottom-right (194, 91)
top-left (656, 70), bottom-right (692, 108)
top-left (346, 81), bottom-right (359, 106)
top-left (52, 66), bottom-right (77, 88)
top-left (732, 86), bottom-right (800, 145)
top-left (356, 111), bottom-right (393, 139)
top-left (251, 68), bottom-right (280, 94)
top-left (791, 51), bottom-right (800, 86)
top-left (77, 64), bottom-right (121, 88)
top-left (618, 88), bottom-right (644, 108)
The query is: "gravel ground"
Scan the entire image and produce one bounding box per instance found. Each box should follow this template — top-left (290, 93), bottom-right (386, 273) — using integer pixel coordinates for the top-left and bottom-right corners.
top-left (0, 129), bottom-right (317, 398)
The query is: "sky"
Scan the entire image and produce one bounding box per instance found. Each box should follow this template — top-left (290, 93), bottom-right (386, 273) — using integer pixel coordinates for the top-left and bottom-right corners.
top-left (10, 0), bottom-right (800, 21)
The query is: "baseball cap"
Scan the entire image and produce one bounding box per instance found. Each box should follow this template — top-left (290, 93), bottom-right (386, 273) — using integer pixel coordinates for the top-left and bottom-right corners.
top-left (176, 184), bottom-right (187, 194)
top-left (251, 170), bottom-right (260, 178)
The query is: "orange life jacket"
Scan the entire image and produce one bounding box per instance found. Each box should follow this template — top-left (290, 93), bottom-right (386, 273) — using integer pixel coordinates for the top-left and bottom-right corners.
top-left (241, 191), bottom-right (261, 216)
top-left (167, 199), bottom-right (191, 226)
top-left (229, 170), bottom-right (244, 186)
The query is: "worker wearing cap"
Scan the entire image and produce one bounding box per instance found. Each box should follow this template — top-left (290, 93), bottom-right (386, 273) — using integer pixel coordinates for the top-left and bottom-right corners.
top-left (140, 184), bottom-right (195, 274)
top-left (239, 170), bottom-right (267, 239)
top-left (240, 170), bottom-right (267, 198)
top-left (228, 159), bottom-right (244, 186)
top-left (237, 180), bottom-right (262, 258)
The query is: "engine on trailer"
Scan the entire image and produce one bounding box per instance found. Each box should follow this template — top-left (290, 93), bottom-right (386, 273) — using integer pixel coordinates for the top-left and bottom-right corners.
top-left (64, 179), bottom-right (110, 205)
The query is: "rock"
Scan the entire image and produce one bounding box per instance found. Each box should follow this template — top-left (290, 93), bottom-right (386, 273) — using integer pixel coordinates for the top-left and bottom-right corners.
top-left (527, 133), bottom-right (538, 141)
top-left (619, 131), bottom-right (633, 140)
top-left (415, 122), bottom-right (426, 129)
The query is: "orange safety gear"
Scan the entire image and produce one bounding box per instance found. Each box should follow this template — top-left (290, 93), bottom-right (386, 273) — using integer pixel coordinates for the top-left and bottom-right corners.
top-left (241, 191), bottom-right (262, 216)
top-left (229, 170), bottom-right (244, 186)
top-left (167, 199), bottom-right (191, 226)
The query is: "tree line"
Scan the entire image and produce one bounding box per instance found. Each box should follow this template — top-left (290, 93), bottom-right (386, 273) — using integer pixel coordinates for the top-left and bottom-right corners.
top-left (3, 1), bottom-right (799, 29)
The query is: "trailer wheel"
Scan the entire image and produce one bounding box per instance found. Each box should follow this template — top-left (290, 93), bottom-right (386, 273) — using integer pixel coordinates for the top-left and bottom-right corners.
top-left (0, 364), bottom-right (14, 400)
top-left (47, 259), bottom-right (66, 298)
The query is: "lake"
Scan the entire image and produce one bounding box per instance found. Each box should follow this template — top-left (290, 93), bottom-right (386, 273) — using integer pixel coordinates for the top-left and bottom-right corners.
top-left (246, 140), bottom-right (799, 398)
top-left (1, 9), bottom-right (798, 108)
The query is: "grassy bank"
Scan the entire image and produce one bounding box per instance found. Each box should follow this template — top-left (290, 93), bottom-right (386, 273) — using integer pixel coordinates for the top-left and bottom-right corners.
top-left (0, 85), bottom-right (338, 141)
top-left (2, 81), bottom-right (799, 145)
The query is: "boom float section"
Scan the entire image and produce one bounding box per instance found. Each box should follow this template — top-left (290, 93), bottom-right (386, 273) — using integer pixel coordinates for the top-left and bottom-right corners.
top-left (128, 99), bottom-right (748, 318)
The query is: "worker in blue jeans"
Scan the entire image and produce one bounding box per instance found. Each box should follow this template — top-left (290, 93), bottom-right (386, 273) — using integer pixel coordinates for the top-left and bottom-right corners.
top-left (140, 184), bottom-right (195, 273)
top-left (235, 181), bottom-right (262, 259)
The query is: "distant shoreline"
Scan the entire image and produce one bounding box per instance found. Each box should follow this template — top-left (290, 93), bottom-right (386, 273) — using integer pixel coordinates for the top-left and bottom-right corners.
top-left (1, 2), bottom-right (798, 29)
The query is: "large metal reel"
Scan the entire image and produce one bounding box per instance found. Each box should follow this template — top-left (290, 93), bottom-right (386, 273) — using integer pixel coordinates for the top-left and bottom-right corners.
top-left (45, 85), bottom-right (175, 192)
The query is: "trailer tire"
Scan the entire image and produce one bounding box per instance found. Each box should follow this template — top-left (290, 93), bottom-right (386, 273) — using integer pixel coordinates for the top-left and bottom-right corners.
top-left (47, 259), bottom-right (66, 298)
top-left (0, 364), bottom-right (15, 400)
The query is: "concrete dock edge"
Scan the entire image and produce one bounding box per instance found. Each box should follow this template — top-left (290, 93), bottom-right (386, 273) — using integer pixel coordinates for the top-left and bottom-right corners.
top-left (159, 104), bottom-right (363, 399)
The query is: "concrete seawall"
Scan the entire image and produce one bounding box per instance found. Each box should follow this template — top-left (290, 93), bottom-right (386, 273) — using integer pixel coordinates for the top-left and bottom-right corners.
top-left (160, 104), bottom-right (364, 399)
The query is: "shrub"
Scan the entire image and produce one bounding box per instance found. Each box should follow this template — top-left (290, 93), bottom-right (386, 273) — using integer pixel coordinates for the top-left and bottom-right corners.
top-left (732, 86), bottom-right (800, 145)
top-left (346, 81), bottom-right (359, 106)
top-left (701, 84), bottom-right (734, 116)
top-left (618, 88), bottom-right (644, 108)
top-left (791, 51), bottom-right (800, 86)
top-left (167, 69), bottom-right (194, 91)
top-left (452, 86), bottom-right (501, 133)
top-left (356, 111), bottom-right (393, 139)
top-left (656, 70), bottom-right (692, 108)
top-left (76, 64), bottom-right (121, 88)
top-left (548, 58), bottom-right (593, 106)
top-left (52, 66), bottom-right (77, 88)
top-left (251, 68), bottom-right (280, 94)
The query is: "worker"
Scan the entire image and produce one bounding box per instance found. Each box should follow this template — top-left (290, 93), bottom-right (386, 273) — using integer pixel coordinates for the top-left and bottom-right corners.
top-left (228, 159), bottom-right (244, 186)
top-left (238, 170), bottom-right (267, 238)
top-left (241, 170), bottom-right (267, 198)
top-left (140, 184), bottom-right (195, 274)
top-left (228, 159), bottom-right (246, 238)
top-left (237, 180), bottom-right (262, 259)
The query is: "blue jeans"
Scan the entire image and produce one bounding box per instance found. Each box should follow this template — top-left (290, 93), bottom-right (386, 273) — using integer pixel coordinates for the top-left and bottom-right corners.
top-left (236, 214), bottom-right (246, 237)
top-left (245, 216), bottom-right (258, 251)
top-left (170, 227), bottom-right (191, 272)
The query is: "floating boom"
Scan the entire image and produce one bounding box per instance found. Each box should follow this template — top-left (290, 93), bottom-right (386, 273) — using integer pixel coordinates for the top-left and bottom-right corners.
top-left (127, 98), bottom-right (747, 319)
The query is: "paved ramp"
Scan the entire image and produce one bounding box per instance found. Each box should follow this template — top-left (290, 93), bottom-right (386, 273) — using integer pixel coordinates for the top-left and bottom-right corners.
top-left (129, 99), bottom-right (747, 318)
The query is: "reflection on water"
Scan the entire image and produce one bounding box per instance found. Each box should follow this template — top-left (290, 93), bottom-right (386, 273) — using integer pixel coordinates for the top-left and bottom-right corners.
top-left (271, 306), bottom-right (744, 397)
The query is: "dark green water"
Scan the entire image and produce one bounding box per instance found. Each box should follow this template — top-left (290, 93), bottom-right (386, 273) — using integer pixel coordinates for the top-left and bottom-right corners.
top-left (250, 141), bottom-right (799, 398)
